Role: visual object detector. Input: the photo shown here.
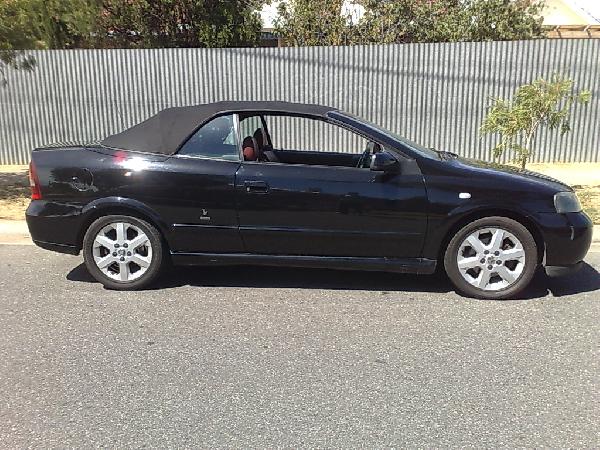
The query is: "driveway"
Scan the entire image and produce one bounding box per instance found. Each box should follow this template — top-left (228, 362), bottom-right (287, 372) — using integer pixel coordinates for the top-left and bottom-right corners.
top-left (1, 245), bottom-right (599, 447)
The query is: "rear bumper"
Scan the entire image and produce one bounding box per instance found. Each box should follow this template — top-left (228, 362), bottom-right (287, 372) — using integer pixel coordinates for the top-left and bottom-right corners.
top-left (26, 200), bottom-right (85, 254)
top-left (33, 239), bottom-right (79, 255)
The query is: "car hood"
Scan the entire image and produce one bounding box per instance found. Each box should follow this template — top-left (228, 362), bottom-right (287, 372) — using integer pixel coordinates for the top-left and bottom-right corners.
top-left (450, 157), bottom-right (572, 193)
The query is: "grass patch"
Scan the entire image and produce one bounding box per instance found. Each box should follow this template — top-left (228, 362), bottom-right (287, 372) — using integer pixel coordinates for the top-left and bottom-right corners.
top-left (0, 170), bottom-right (30, 220)
top-left (575, 186), bottom-right (600, 224)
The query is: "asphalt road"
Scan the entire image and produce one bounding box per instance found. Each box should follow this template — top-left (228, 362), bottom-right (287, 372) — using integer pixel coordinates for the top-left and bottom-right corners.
top-left (1, 245), bottom-right (599, 448)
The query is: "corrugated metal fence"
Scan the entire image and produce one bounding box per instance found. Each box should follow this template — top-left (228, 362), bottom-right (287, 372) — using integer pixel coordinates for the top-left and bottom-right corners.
top-left (1, 39), bottom-right (598, 165)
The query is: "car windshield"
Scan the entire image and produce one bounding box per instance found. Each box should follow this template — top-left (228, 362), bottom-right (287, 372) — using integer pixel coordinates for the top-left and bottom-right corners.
top-left (335, 112), bottom-right (440, 159)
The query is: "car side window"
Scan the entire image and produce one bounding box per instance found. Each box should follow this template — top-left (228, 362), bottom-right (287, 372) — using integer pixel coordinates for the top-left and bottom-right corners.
top-left (265, 115), bottom-right (368, 155)
top-left (244, 114), bottom-right (375, 169)
top-left (178, 114), bottom-right (240, 161)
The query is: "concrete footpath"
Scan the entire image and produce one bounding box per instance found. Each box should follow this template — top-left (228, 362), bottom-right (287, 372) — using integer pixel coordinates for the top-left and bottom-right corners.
top-left (0, 220), bottom-right (32, 244)
top-left (2, 219), bottom-right (599, 248)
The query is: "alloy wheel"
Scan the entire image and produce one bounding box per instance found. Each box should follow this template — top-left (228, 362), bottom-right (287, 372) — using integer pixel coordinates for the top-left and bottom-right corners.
top-left (456, 227), bottom-right (526, 291)
top-left (92, 221), bottom-right (153, 282)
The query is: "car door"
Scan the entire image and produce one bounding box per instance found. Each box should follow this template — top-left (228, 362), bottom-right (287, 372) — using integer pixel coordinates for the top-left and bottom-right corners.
top-left (235, 160), bottom-right (427, 258)
top-left (151, 114), bottom-right (244, 253)
top-left (234, 115), bottom-right (428, 258)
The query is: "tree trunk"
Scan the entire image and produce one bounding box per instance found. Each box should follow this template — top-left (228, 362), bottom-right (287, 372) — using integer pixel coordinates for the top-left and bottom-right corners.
top-left (522, 129), bottom-right (535, 170)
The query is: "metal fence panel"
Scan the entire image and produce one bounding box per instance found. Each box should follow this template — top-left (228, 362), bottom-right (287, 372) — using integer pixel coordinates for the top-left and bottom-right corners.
top-left (1, 40), bottom-right (598, 165)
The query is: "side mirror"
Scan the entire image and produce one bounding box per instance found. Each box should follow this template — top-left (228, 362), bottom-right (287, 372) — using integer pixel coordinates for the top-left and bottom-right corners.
top-left (370, 152), bottom-right (400, 173)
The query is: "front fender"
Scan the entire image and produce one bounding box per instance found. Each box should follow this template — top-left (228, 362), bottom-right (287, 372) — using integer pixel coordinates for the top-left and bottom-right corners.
top-left (422, 200), bottom-right (542, 260)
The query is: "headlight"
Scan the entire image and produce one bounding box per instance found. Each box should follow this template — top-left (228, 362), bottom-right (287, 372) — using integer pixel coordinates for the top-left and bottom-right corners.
top-left (554, 191), bottom-right (582, 213)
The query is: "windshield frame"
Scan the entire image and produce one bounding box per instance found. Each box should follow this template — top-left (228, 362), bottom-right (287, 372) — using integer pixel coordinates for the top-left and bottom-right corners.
top-left (328, 111), bottom-right (440, 160)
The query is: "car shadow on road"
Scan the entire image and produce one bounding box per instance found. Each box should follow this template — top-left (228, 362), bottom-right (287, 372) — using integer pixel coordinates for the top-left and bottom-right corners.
top-left (489, 263), bottom-right (600, 300)
top-left (67, 263), bottom-right (452, 294)
top-left (66, 261), bottom-right (599, 299)
top-left (543, 262), bottom-right (600, 297)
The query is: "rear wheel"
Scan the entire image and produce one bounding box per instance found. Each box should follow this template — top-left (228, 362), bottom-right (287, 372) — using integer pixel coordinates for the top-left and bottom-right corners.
top-left (444, 216), bottom-right (538, 300)
top-left (83, 215), bottom-right (164, 290)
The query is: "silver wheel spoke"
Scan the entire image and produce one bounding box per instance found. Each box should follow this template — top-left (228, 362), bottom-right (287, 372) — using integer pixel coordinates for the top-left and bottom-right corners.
top-left (466, 235), bottom-right (485, 254)
top-left (128, 234), bottom-right (149, 250)
top-left (489, 229), bottom-right (505, 251)
top-left (94, 235), bottom-right (115, 249)
top-left (115, 222), bottom-right (127, 244)
top-left (119, 262), bottom-right (130, 281)
top-left (497, 265), bottom-right (518, 284)
top-left (476, 269), bottom-right (491, 289)
top-left (501, 247), bottom-right (525, 260)
top-left (131, 254), bottom-right (151, 268)
top-left (457, 256), bottom-right (480, 270)
top-left (96, 255), bottom-right (115, 269)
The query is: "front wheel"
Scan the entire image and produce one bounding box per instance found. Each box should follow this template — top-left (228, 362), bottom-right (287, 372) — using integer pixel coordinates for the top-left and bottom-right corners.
top-left (83, 215), bottom-right (164, 290)
top-left (444, 217), bottom-right (538, 300)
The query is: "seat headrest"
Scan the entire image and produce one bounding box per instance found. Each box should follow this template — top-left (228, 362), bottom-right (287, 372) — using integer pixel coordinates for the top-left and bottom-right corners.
top-left (242, 136), bottom-right (257, 161)
top-left (253, 128), bottom-right (265, 149)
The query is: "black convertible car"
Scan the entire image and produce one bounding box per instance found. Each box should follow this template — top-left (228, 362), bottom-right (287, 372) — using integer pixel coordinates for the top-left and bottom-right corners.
top-left (26, 101), bottom-right (592, 299)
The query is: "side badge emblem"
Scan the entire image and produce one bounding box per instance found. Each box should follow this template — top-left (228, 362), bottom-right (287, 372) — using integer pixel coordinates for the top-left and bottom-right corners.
top-left (200, 209), bottom-right (211, 221)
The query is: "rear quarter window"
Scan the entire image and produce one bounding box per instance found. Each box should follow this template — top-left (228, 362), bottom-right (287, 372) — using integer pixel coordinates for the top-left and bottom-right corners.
top-left (178, 114), bottom-right (240, 161)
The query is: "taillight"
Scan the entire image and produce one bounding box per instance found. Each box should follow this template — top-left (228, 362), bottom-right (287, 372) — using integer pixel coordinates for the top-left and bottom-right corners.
top-left (29, 161), bottom-right (42, 200)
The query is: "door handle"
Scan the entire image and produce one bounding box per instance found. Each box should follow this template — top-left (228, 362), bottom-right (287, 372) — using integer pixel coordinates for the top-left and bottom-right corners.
top-left (244, 180), bottom-right (269, 193)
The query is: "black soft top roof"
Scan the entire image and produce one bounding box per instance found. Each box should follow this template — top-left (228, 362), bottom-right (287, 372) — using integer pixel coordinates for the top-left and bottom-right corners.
top-left (101, 101), bottom-right (337, 155)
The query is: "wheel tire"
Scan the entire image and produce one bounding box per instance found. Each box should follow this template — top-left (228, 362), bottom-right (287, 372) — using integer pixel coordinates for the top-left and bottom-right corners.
top-left (82, 215), bottom-right (165, 290)
top-left (444, 216), bottom-right (538, 300)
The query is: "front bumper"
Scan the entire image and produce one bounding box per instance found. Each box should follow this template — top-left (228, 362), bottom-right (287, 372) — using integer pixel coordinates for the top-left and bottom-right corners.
top-left (535, 211), bottom-right (593, 273)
